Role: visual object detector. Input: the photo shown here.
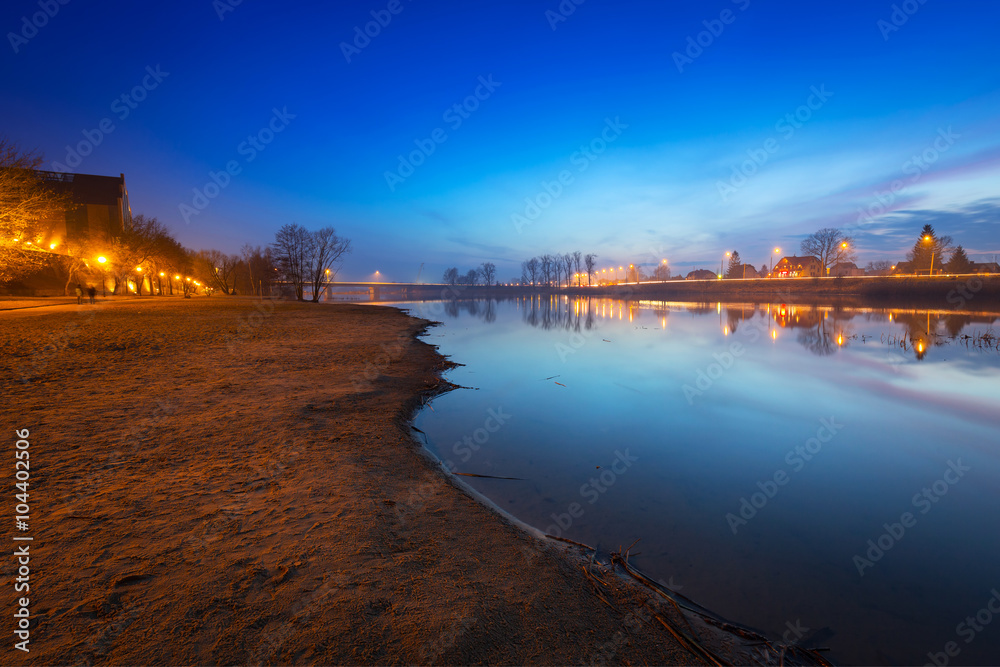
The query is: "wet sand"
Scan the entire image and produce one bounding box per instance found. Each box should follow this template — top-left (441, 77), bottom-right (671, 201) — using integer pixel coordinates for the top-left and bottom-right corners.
top-left (0, 297), bottom-right (813, 665)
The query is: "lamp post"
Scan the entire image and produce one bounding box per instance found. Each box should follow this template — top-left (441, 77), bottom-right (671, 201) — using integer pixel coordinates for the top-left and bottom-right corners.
top-left (924, 235), bottom-right (935, 275)
top-left (770, 248), bottom-right (781, 277)
top-left (628, 264), bottom-right (634, 284)
top-left (97, 256), bottom-right (108, 296)
top-left (720, 252), bottom-right (730, 279)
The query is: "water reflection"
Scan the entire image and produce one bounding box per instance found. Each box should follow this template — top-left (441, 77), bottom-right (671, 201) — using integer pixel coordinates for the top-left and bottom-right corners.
top-left (419, 295), bottom-right (1000, 362)
top-left (394, 296), bottom-right (1000, 665)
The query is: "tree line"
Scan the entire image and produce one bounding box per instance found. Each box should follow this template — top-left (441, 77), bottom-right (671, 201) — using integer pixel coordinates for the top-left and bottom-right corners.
top-left (1, 139), bottom-right (351, 300)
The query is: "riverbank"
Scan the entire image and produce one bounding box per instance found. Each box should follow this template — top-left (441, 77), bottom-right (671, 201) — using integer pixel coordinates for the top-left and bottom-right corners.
top-left (0, 298), bottom-right (827, 665)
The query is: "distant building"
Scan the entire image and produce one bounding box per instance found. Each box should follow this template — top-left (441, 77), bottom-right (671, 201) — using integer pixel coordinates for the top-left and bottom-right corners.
top-left (970, 261), bottom-right (1000, 274)
top-left (774, 256), bottom-right (823, 278)
top-left (732, 264), bottom-right (759, 279)
top-left (686, 269), bottom-right (717, 281)
top-left (830, 261), bottom-right (864, 277)
top-left (891, 261), bottom-right (912, 275)
top-left (33, 170), bottom-right (132, 249)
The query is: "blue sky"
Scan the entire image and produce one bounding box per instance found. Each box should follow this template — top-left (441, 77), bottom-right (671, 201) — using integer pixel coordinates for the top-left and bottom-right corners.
top-left (2, 0), bottom-right (998, 280)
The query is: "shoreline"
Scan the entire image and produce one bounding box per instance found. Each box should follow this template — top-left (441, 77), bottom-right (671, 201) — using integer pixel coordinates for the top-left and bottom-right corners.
top-left (1, 298), bottom-right (828, 665)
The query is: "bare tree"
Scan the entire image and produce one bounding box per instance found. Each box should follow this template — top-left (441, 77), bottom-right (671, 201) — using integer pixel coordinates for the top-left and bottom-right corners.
top-left (0, 139), bottom-right (70, 284)
top-left (800, 228), bottom-right (857, 275)
top-left (522, 257), bottom-right (539, 286)
top-left (479, 261), bottom-right (496, 286)
top-left (652, 263), bottom-right (671, 280)
top-left (464, 268), bottom-right (479, 285)
top-left (110, 214), bottom-right (171, 294)
top-left (865, 260), bottom-right (894, 276)
top-left (307, 227), bottom-right (351, 302)
top-left (197, 249), bottom-right (241, 295)
top-left (272, 223), bottom-right (313, 300)
top-left (443, 267), bottom-right (459, 285)
top-left (572, 251), bottom-right (582, 282)
top-left (584, 253), bottom-right (598, 286)
top-left (563, 253), bottom-right (574, 286)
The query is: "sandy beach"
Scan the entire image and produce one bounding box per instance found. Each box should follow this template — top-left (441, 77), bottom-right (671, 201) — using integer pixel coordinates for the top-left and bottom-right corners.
top-left (1, 297), bottom-right (823, 665)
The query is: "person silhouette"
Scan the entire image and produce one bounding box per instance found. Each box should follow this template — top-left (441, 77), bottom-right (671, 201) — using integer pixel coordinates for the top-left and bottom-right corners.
top-left (87, 285), bottom-right (96, 304)
top-left (74, 283), bottom-right (83, 305)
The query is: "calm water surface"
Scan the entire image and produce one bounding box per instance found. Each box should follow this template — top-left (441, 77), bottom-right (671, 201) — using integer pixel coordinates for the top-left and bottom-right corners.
top-left (383, 296), bottom-right (1000, 666)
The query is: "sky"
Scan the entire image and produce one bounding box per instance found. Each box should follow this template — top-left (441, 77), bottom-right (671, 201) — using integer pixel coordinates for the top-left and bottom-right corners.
top-left (2, 0), bottom-right (999, 281)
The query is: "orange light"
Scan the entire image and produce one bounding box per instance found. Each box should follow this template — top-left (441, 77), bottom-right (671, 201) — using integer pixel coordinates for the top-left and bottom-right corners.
top-left (917, 341), bottom-right (925, 353)
top-left (49, 243), bottom-right (57, 249)
top-left (771, 329), bottom-right (777, 341)
top-left (136, 266), bottom-right (142, 272)
top-left (97, 256), bottom-right (107, 264)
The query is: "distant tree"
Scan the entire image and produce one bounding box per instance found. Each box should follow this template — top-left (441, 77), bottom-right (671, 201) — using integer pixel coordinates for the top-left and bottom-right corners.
top-left (800, 228), bottom-right (857, 275)
top-left (725, 251), bottom-right (742, 278)
top-left (443, 267), bottom-right (459, 285)
top-left (945, 245), bottom-right (973, 274)
top-left (463, 268), bottom-right (479, 285)
top-left (196, 249), bottom-right (240, 295)
top-left (906, 224), bottom-right (953, 274)
top-left (540, 254), bottom-right (555, 286)
top-left (272, 223), bottom-right (313, 300)
top-left (584, 253), bottom-right (598, 285)
top-left (759, 264), bottom-right (769, 277)
top-left (478, 261), bottom-right (496, 286)
top-left (305, 227), bottom-right (351, 302)
top-left (572, 251), bottom-right (582, 281)
top-left (652, 264), bottom-right (671, 281)
top-left (110, 214), bottom-right (172, 295)
top-left (865, 260), bottom-right (894, 276)
top-left (522, 257), bottom-right (540, 286)
top-left (240, 244), bottom-right (276, 296)
top-left (0, 139), bottom-right (71, 284)
top-left (563, 253), bottom-right (574, 286)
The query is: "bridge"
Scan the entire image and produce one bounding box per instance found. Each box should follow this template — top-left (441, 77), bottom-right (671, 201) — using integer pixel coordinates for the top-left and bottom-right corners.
top-left (321, 281), bottom-right (450, 300)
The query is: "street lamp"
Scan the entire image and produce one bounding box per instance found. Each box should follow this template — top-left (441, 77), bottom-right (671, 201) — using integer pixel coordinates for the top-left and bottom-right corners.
top-left (923, 235), bottom-right (936, 275)
top-left (721, 252), bottom-right (730, 279)
top-left (771, 248), bottom-right (781, 277)
top-left (628, 264), bottom-right (634, 284)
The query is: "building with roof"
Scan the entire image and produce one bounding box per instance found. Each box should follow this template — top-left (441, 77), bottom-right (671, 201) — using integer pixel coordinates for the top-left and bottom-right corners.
top-left (34, 170), bottom-right (131, 249)
top-left (774, 256), bottom-right (823, 278)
